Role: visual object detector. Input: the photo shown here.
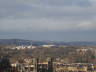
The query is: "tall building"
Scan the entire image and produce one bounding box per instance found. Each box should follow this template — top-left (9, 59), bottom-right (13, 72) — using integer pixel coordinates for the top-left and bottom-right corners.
top-left (36, 58), bottom-right (54, 72)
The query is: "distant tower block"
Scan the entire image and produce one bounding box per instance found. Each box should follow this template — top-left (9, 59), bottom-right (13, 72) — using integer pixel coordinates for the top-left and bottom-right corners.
top-left (36, 58), bottom-right (39, 72)
top-left (48, 58), bottom-right (53, 72)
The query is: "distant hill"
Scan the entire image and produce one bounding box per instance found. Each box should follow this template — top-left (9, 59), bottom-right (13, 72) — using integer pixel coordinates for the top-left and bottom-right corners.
top-left (0, 39), bottom-right (30, 46)
top-left (0, 39), bottom-right (53, 46)
top-left (0, 39), bottom-right (96, 46)
top-left (66, 41), bottom-right (96, 46)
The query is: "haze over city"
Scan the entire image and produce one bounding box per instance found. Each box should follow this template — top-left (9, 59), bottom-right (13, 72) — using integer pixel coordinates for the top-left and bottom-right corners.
top-left (0, 0), bottom-right (96, 41)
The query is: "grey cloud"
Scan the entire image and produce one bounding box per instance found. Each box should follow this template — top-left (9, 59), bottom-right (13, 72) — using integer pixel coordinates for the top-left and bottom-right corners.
top-left (0, 18), bottom-right (96, 32)
top-left (0, 0), bottom-right (96, 32)
top-left (18, 0), bottom-right (91, 6)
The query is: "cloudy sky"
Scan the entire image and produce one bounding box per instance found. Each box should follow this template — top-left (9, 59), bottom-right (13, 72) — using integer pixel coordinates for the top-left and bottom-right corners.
top-left (0, 0), bottom-right (96, 41)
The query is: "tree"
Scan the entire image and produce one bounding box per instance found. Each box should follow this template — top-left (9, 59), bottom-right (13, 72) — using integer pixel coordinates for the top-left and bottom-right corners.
top-left (0, 56), bottom-right (11, 71)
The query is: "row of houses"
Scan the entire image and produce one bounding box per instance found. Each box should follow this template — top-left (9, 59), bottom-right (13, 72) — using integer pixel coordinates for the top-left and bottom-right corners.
top-left (11, 44), bottom-right (56, 50)
top-left (10, 58), bottom-right (96, 72)
top-left (0, 56), bottom-right (96, 72)
top-left (11, 58), bottom-right (53, 72)
top-left (55, 63), bottom-right (96, 72)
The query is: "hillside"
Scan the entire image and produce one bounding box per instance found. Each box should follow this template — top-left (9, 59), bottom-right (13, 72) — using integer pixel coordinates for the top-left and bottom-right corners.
top-left (0, 39), bottom-right (96, 46)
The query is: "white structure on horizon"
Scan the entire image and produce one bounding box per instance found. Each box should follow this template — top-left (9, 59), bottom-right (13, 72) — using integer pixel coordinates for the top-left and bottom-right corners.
top-left (42, 44), bottom-right (55, 48)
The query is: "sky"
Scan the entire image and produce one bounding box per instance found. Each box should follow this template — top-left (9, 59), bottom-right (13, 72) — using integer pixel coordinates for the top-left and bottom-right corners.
top-left (0, 0), bottom-right (96, 41)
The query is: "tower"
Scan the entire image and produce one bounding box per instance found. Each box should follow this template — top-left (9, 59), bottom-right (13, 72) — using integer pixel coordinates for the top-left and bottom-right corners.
top-left (48, 58), bottom-right (53, 72)
top-left (36, 58), bottom-right (39, 72)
